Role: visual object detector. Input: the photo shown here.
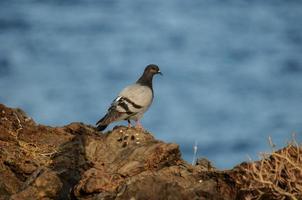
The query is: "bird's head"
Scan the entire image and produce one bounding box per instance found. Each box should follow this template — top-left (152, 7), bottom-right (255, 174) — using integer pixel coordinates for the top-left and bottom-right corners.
top-left (144, 64), bottom-right (162, 76)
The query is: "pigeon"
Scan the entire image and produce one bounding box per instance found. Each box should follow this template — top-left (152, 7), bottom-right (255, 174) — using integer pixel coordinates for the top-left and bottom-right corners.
top-left (96, 64), bottom-right (162, 131)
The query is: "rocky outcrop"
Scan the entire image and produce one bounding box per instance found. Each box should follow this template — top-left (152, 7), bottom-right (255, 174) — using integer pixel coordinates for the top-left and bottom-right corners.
top-left (0, 103), bottom-right (301, 200)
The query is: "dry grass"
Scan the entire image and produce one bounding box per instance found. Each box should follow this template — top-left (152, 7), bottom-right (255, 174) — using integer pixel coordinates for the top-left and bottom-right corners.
top-left (237, 136), bottom-right (302, 200)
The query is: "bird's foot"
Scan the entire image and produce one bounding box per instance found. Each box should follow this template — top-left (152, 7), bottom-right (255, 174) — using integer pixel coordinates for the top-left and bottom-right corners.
top-left (135, 121), bottom-right (144, 131)
top-left (127, 120), bottom-right (132, 129)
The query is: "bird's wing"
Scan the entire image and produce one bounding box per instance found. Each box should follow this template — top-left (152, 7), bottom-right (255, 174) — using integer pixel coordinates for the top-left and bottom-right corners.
top-left (95, 96), bottom-right (131, 126)
top-left (108, 96), bottom-right (138, 115)
top-left (96, 84), bottom-right (153, 127)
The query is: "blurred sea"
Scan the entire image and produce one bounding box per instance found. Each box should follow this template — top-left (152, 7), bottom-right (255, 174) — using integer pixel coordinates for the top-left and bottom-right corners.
top-left (1, 0), bottom-right (302, 168)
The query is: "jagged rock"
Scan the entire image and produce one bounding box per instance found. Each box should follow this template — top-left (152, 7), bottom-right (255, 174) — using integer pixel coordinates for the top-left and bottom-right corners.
top-left (0, 103), bottom-right (237, 199)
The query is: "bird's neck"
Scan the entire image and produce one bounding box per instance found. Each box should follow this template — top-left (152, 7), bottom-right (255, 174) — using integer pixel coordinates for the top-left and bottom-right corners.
top-left (136, 73), bottom-right (153, 90)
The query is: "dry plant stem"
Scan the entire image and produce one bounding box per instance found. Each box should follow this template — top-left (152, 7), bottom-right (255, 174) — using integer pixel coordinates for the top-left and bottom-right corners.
top-left (14, 112), bottom-right (22, 130)
top-left (9, 112), bottom-right (23, 141)
top-left (273, 152), bottom-right (302, 171)
top-left (240, 138), bottom-right (302, 200)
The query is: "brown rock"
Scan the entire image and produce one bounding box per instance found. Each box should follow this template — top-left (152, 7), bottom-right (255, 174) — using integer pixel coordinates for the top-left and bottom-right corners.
top-left (10, 170), bottom-right (62, 200)
top-left (5, 103), bottom-right (291, 199)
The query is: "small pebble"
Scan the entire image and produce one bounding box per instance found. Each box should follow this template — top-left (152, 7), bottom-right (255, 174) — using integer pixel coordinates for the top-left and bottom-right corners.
top-left (199, 180), bottom-right (203, 183)
top-left (25, 117), bottom-right (32, 122)
top-left (119, 130), bottom-right (123, 133)
top-left (136, 141), bottom-right (140, 144)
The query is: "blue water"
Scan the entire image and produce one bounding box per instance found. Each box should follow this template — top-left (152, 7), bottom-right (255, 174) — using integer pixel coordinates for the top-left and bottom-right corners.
top-left (1, 0), bottom-right (302, 168)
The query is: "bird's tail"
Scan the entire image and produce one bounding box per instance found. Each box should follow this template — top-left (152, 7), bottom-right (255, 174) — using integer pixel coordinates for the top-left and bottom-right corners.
top-left (96, 111), bottom-right (121, 131)
top-left (96, 114), bottom-right (109, 131)
top-left (96, 124), bottom-right (108, 131)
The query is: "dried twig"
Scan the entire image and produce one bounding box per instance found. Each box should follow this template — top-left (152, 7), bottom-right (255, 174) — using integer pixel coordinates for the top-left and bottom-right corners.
top-left (192, 141), bottom-right (198, 166)
top-left (238, 137), bottom-right (302, 200)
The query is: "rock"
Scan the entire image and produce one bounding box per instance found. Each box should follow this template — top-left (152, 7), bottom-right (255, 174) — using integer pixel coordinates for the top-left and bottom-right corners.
top-left (0, 103), bottom-right (236, 199)
top-left (1, 103), bottom-right (300, 199)
top-left (10, 170), bottom-right (62, 200)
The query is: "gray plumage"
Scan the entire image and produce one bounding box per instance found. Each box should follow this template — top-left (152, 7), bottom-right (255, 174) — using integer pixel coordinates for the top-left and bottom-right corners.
top-left (96, 64), bottom-right (162, 131)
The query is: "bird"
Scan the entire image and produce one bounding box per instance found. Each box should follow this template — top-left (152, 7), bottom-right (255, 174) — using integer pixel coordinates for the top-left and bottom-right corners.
top-left (96, 64), bottom-right (162, 131)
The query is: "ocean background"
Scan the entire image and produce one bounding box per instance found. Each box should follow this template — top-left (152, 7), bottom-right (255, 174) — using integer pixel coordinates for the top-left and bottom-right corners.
top-left (1, 0), bottom-right (302, 168)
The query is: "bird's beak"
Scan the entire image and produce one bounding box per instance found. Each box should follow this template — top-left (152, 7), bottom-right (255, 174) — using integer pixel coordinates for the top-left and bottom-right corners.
top-left (157, 71), bottom-right (163, 76)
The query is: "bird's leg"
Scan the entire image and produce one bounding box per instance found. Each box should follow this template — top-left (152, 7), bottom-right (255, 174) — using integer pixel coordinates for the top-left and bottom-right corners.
top-left (127, 120), bottom-right (132, 128)
top-left (135, 120), bottom-right (144, 130)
